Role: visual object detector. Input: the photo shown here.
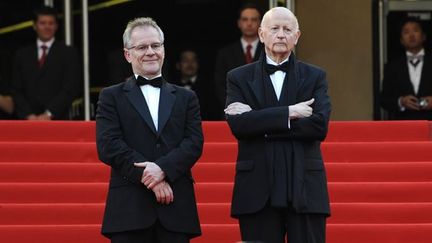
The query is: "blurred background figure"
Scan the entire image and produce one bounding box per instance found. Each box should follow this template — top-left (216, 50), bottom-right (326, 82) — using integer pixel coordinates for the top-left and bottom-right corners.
top-left (214, 3), bottom-right (263, 119)
top-left (0, 46), bottom-right (15, 119)
top-left (11, 5), bottom-right (81, 120)
top-left (175, 49), bottom-right (218, 120)
top-left (381, 18), bottom-right (432, 120)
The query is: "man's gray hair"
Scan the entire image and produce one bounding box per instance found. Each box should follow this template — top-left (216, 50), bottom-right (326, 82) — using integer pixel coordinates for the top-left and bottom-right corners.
top-left (123, 17), bottom-right (165, 48)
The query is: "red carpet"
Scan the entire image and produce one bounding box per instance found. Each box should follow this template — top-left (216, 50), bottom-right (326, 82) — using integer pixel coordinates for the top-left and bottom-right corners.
top-left (0, 120), bottom-right (431, 242)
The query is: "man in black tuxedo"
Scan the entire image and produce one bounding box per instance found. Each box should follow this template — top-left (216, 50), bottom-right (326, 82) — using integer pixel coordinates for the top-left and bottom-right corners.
top-left (12, 6), bottom-right (81, 120)
top-left (225, 7), bottom-right (331, 243)
top-left (381, 18), bottom-right (432, 120)
top-left (175, 49), bottom-right (218, 120)
top-left (96, 17), bottom-right (203, 243)
top-left (214, 3), bottom-right (263, 118)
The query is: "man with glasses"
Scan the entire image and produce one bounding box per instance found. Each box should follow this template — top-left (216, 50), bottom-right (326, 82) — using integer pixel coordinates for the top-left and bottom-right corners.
top-left (96, 17), bottom-right (203, 243)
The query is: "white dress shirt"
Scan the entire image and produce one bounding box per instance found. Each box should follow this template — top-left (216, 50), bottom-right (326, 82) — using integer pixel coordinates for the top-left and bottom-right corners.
top-left (266, 55), bottom-right (291, 128)
top-left (37, 38), bottom-right (55, 59)
top-left (398, 49), bottom-right (425, 110)
top-left (241, 38), bottom-right (260, 59)
top-left (135, 74), bottom-right (161, 130)
top-left (266, 55), bottom-right (290, 100)
top-left (406, 49), bottom-right (424, 95)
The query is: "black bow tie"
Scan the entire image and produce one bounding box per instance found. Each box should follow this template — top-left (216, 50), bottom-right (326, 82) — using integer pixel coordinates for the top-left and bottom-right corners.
top-left (136, 76), bottom-right (163, 88)
top-left (265, 62), bottom-right (289, 74)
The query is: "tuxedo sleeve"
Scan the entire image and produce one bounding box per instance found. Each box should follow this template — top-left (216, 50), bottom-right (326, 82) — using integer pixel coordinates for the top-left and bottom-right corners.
top-left (286, 70), bottom-right (331, 141)
top-left (155, 91), bottom-right (203, 183)
top-left (96, 88), bottom-right (145, 184)
top-left (225, 71), bottom-right (290, 139)
top-left (226, 69), bottom-right (331, 141)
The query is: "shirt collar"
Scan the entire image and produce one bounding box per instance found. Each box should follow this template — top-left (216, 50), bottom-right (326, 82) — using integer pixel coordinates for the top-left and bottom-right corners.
top-left (406, 48), bottom-right (425, 57)
top-left (266, 54), bottom-right (290, 66)
top-left (240, 38), bottom-right (259, 51)
top-left (37, 38), bottom-right (55, 49)
top-left (134, 74), bottom-right (162, 80)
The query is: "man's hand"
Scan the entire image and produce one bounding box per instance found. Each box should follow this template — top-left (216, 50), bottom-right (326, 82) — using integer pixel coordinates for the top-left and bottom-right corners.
top-left (26, 114), bottom-right (38, 120)
top-left (401, 95), bottom-right (420, 111)
top-left (289, 98), bottom-right (314, 119)
top-left (36, 113), bottom-right (52, 120)
top-left (152, 180), bottom-right (174, 205)
top-left (419, 96), bottom-right (432, 110)
top-left (224, 102), bottom-right (252, 115)
top-left (134, 161), bottom-right (165, 189)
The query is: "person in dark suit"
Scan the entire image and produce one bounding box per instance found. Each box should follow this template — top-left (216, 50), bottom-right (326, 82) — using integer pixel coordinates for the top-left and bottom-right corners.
top-left (0, 47), bottom-right (15, 119)
top-left (381, 18), bottom-right (432, 120)
top-left (96, 17), bottom-right (203, 243)
top-left (224, 7), bottom-right (331, 243)
top-left (214, 3), bottom-right (263, 118)
top-left (11, 6), bottom-right (81, 120)
top-left (174, 49), bottom-right (218, 120)
top-left (0, 74), bottom-right (14, 119)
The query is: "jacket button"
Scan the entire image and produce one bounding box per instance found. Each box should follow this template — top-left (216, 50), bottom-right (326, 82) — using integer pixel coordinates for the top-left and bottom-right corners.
top-left (264, 134), bottom-right (268, 138)
top-left (156, 143), bottom-right (161, 148)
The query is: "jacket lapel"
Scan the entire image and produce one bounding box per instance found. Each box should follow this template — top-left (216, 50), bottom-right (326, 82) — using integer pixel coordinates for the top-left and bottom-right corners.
top-left (418, 54), bottom-right (432, 96)
top-left (157, 80), bottom-right (176, 135)
top-left (247, 53), bottom-right (266, 108)
top-left (124, 77), bottom-right (157, 134)
top-left (280, 53), bottom-right (301, 105)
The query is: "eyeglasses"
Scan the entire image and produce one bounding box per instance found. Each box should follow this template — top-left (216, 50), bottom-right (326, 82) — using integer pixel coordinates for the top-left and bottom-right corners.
top-left (126, 42), bottom-right (164, 53)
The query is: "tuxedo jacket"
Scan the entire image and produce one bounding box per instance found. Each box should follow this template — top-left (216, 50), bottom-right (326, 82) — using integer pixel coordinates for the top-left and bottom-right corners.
top-left (12, 41), bottom-right (81, 119)
top-left (96, 77), bottom-right (203, 237)
top-left (225, 53), bottom-right (331, 217)
top-left (214, 40), bottom-right (263, 107)
top-left (381, 53), bottom-right (432, 120)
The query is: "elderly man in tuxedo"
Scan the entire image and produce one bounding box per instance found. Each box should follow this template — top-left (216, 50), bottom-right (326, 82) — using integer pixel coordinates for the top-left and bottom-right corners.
top-left (96, 17), bottom-right (203, 243)
top-left (225, 7), bottom-right (331, 243)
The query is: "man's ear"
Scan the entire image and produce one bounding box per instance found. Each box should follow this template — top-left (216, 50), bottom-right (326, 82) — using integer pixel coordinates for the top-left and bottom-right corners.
top-left (258, 27), bottom-right (264, 43)
top-left (123, 49), bottom-right (132, 63)
top-left (294, 30), bottom-right (301, 45)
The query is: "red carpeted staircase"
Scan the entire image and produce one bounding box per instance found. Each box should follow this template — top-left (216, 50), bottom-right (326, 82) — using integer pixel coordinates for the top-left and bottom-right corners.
top-left (0, 120), bottom-right (432, 243)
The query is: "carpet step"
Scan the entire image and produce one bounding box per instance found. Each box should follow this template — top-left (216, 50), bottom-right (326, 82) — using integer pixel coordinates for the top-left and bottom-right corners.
top-left (1, 203), bottom-right (432, 225)
top-left (0, 224), bottom-right (431, 243)
top-left (325, 120), bottom-right (432, 142)
top-left (0, 121), bottom-right (237, 143)
top-left (2, 141), bottom-right (432, 163)
top-left (1, 182), bottom-right (432, 203)
top-left (1, 121), bottom-right (430, 142)
top-left (1, 162), bottom-right (432, 183)
top-left (0, 121), bottom-right (95, 142)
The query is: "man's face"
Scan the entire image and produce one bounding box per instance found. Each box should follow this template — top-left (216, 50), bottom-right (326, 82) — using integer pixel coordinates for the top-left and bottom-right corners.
top-left (124, 26), bottom-right (165, 78)
top-left (400, 22), bottom-right (425, 51)
top-left (259, 9), bottom-right (300, 60)
top-left (33, 15), bottom-right (58, 41)
top-left (178, 51), bottom-right (198, 78)
top-left (238, 8), bottom-right (261, 38)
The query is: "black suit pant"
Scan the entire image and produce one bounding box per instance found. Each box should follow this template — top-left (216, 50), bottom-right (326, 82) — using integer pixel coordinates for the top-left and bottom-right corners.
top-left (238, 202), bottom-right (327, 243)
top-left (109, 220), bottom-right (190, 243)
